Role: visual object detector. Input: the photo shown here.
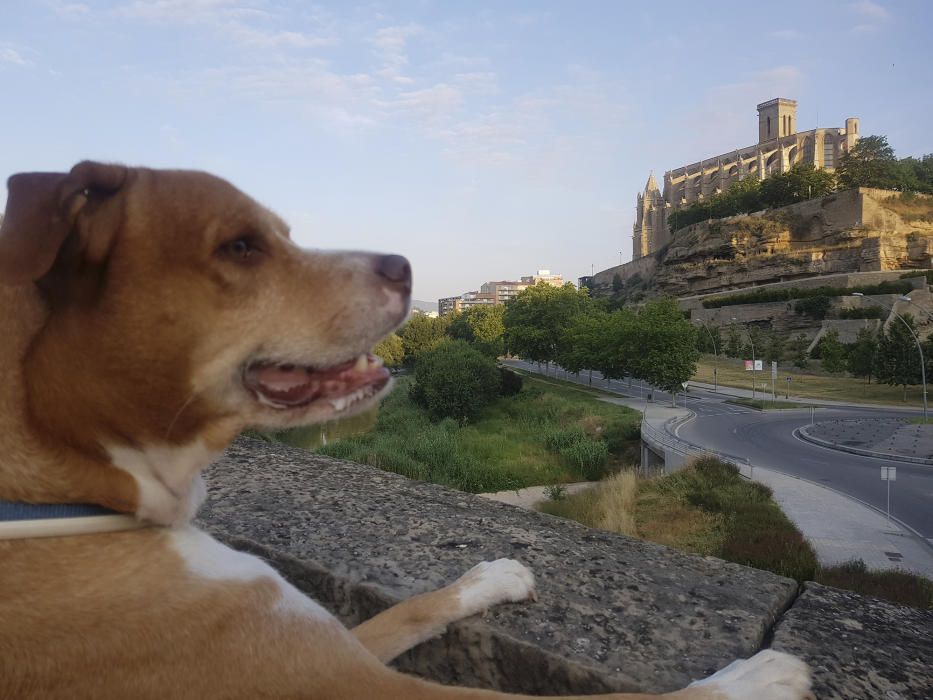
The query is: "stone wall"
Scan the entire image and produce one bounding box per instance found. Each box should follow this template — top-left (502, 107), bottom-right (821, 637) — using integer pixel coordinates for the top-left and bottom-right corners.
top-left (197, 438), bottom-right (933, 699)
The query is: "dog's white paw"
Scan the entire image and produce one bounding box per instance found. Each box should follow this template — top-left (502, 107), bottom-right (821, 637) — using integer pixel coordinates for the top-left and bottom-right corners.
top-left (689, 650), bottom-right (813, 700)
top-left (454, 559), bottom-right (537, 616)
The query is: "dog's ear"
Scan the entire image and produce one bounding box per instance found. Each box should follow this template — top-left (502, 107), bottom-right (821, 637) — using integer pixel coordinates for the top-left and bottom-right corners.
top-left (0, 161), bottom-right (128, 285)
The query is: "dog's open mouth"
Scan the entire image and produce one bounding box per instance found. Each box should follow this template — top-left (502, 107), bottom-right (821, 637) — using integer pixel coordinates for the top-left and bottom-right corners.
top-left (243, 354), bottom-right (390, 412)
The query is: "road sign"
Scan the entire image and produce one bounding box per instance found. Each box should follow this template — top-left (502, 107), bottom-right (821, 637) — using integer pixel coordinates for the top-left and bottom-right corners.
top-left (881, 466), bottom-right (896, 523)
top-left (754, 359), bottom-right (763, 371)
top-left (744, 360), bottom-right (753, 371)
top-left (771, 361), bottom-right (778, 379)
top-left (681, 381), bottom-right (688, 389)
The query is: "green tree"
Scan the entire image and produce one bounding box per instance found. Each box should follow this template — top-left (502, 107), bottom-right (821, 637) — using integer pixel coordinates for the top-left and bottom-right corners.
top-left (836, 135), bottom-right (902, 190)
top-left (372, 333), bottom-right (404, 368)
top-left (724, 325), bottom-right (744, 358)
top-left (630, 298), bottom-right (699, 404)
top-left (557, 309), bottom-right (609, 383)
top-left (875, 314), bottom-right (923, 400)
top-left (789, 333), bottom-right (810, 369)
top-left (898, 154), bottom-right (933, 194)
top-left (409, 340), bottom-right (500, 422)
top-left (763, 331), bottom-right (785, 365)
top-left (399, 313), bottom-right (451, 365)
top-left (447, 305), bottom-right (506, 357)
top-left (847, 327), bottom-right (878, 383)
top-left (503, 282), bottom-right (592, 373)
top-left (760, 164), bottom-right (836, 209)
top-left (818, 329), bottom-right (847, 374)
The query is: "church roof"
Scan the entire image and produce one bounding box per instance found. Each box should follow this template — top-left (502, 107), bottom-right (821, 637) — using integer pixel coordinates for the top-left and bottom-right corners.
top-left (645, 172), bottom-right (659, 192)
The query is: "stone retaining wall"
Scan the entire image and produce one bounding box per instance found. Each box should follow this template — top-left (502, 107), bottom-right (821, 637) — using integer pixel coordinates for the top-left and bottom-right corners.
top-left (197, 438), bottom-right (933, 699)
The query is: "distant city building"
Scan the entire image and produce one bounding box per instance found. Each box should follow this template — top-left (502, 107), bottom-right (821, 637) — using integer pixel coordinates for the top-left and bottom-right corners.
top-left (438, 270), bottom-right (565, 315)
top-left (459, 291), bottom-right (496, 310)
top-left (438, 296), bottom-right (463, 316)
top-left (520, 269), bottom-right (564, 287)
top-left (480, 280), bottom-right (530, 304)
top-left (633, 98), bottom-right (860, 260)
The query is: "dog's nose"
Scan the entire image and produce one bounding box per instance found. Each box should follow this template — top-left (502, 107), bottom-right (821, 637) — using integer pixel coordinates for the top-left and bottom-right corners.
top-left (375, 254), bottom-right (412, 291)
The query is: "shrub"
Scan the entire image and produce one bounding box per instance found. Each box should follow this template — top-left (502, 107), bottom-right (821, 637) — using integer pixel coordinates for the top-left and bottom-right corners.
top-left (409, 340), bottom-right (501, 422)
top-left (794, 295), bottom-right (832, 319)
top-left (499, 367), bottom-right (524, 396)
top-left (838, 306), bottom-right (885, 319)
top-left (702, 280), bottom-right (914, 309)
top-left (560, 439), bottom-right (609, 480)
top-left (543, 426), bottom-right (587, 451)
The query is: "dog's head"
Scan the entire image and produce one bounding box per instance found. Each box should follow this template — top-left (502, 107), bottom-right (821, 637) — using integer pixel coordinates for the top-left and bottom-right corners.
top-left (0, 161), bottom-right (410, 456)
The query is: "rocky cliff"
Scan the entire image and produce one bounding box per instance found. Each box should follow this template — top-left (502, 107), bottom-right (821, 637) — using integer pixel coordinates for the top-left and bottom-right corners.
top-left (652, 189), bottom-right (933, 297)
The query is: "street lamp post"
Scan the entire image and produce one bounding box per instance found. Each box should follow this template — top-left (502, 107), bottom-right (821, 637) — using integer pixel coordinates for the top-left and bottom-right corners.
top-left (853, 292), bottom-right (927, 421)
top-left (732, 317), bottom-right (757, 400)
top-left (694, 319), bottom-right (719, 392)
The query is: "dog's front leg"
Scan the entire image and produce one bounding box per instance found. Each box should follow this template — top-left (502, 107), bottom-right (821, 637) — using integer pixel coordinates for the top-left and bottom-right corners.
top-left (353, 559), bottom-right (536, 663)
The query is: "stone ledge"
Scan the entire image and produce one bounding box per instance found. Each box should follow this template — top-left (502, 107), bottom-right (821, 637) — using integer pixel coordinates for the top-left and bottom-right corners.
top-left (197, 438), bottom-right (932, 697)
top-left (772, 583), bottom-right (933, 700)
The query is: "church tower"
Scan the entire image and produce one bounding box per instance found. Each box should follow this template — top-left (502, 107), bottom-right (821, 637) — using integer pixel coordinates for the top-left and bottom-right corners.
top-left (632, 173), bottom-right (665, 260)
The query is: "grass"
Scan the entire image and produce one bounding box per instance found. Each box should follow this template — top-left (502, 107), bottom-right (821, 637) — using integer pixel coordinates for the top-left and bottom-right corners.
top-left (274, 375), bottom-right (641, 494)
top-left (694, 355), bottom-right (927, 407)
top-left (540, 457), bottom-right (932, 609)
top-left (907, 417), bottom-right (933, 425)
top-left (727, 398), bottom-right (810, 410)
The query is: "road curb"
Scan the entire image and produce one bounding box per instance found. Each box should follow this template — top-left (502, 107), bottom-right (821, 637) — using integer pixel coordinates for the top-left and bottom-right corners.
top-left (795, 425), bottom-right (933, 467)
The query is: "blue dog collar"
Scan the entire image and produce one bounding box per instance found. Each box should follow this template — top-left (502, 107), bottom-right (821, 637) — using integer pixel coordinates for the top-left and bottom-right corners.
top-left (0, 500), bottom-right (144, 540)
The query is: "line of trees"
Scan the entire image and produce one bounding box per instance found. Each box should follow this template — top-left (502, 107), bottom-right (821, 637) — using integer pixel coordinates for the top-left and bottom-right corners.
top-left (503, 283), bottom-right (700, 403)
top-left (696, 315), bottom-right (933, 401)
top-left (668, 135), bottom-right (933, 233)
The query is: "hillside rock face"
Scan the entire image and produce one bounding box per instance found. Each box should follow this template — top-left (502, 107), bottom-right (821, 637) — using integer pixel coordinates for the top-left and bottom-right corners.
top-left (588, 189), bottom-right (933, 301)
top-left (651, 189), bottom-right (933, 298)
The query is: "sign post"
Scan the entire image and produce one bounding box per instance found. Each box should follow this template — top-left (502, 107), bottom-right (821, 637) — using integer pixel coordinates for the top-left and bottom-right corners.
top-left (785, 376), bottom-right (791, 399)
top-left (881, 466), bottom-right (896, 523)
top-left (681, 381), bottom-right (688, 408)
top-left (771, 361), bottom-right (777, 402)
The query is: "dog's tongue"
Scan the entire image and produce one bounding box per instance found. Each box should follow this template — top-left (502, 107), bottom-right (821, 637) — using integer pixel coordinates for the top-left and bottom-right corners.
top-left (244, 354), bottom-right (387, 407)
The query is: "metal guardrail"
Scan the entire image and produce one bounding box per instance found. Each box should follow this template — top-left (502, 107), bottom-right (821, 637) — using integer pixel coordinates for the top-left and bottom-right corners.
top-left (640, 415), bottom-right (754, 479)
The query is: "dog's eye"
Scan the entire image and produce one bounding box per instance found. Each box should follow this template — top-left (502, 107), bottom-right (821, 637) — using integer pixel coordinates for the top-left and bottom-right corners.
top-left (218, 236), bottom-right (259, 260)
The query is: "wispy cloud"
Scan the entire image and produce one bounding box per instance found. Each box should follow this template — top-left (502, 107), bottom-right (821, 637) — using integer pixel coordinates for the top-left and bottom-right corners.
top-left (0, 46), bottom-right (31, 66)
top-left (848, 1), bottom-right (891, 34)
top-left (850, 0), bottom-right (891, 20)
top-left (116, 1), bottom-right (336, 49)
top-left (42, 0), bottom-right (91, 18)
top-left (370, 24), bottom-right (422, 84)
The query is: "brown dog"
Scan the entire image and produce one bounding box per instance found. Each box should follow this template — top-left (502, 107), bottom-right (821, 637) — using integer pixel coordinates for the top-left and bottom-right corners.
top-left (0, 162), bottom-right (813, 699)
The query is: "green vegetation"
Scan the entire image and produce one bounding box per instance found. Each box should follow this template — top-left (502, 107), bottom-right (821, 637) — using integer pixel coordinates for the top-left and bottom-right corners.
top-left (541, 458), bottom-right (932, 609)
top-left (409, 340), bottom-right (501, 422)
top-left (837, 136), bottom-right (933, 193)
top-left (701, 280), bottom-right (913, 309)
top-left (837, 306), bottom-right (885, 319)
top-left (667, 164), bottom-right (836, 232)
top-left (373, 333), bottom-right (405, 367)
top-left (447, 304), bottom-right (506, 357)
top-left (398, 313), bottom-right (451, 364)
top-left (315, 375), bottom-right (640, 493)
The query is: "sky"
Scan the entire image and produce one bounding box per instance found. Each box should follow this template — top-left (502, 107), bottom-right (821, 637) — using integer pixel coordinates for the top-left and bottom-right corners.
top-left (2, 1), bottom-right (931, 303)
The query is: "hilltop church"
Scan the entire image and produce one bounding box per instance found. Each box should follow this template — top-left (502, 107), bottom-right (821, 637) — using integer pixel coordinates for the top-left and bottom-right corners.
top-left (632, 98), bottom-right (860, 260)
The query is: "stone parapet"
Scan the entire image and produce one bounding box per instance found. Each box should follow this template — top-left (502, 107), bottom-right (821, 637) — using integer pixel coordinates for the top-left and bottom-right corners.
top-left (197, 438), bottom-right (933, 698)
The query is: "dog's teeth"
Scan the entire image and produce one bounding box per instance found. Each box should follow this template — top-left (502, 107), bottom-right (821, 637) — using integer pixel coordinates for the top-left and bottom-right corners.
top-left (354, 354), bottom-right (368, 372)
top-left (330, 396), bottom-right (347, 411)
top-left (371, 355), bottom-right (384, 368)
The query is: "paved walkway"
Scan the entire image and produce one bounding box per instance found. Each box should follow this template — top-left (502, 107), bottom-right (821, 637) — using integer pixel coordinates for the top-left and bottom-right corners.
top-left (802, 417), bottom-right (933, 464)
top-left (479, 481), bottom-right (596, 509)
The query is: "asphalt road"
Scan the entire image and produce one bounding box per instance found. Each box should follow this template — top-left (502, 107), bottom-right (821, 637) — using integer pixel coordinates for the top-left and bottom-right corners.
top-left (506, 359), bottom-right (933, 543)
